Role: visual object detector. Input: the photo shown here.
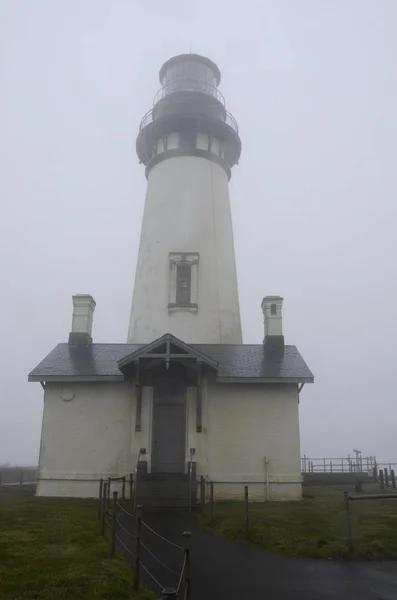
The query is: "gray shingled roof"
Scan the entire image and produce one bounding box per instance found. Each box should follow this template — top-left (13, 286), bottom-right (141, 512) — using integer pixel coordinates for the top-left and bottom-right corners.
top-left (28, 342), bottom-right (313, 383)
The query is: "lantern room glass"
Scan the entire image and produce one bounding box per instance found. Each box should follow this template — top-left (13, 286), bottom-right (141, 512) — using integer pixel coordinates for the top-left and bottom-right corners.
top-left (160, 60), bottom-right (218, 98)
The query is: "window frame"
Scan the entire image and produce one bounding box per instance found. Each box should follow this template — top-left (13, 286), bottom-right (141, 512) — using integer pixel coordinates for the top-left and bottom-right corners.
top-left (176, 262), bottom-right (192, 305)
top-left (168, 252), bottom-right (199, 312)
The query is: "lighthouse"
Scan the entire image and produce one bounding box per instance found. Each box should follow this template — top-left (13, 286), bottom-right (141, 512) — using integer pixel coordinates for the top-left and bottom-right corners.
top-left (29, 51), bottom-right (314, 503)
top-left (127, 54), bottom-right (243, 344)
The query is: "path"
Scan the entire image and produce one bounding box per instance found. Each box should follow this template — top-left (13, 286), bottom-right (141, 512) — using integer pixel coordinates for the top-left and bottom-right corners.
top-left (117, 510), bottom-right (397, 600)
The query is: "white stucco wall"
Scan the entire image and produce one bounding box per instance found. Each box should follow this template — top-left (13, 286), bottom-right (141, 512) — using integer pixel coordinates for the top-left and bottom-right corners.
top-left (127, 155), bottom-right (242, 344)
top-left (203, 383), bottom-right (302, 500)
top-left (37, 380), bottom-right (301, 501)
top-left (37, 382), bottom-right (143, 497)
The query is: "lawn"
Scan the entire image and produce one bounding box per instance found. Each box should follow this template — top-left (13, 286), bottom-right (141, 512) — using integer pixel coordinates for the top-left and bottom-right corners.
top-left (0, 488), bottom-right (155, 600)
top-left (199, 485), bottom-right (397, 560)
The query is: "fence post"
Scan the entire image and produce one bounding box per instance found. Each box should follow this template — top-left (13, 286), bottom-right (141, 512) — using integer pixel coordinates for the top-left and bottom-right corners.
top-left (354, 480), bottom-right (362, 493)
top-left (373, 459), bottom-right (378, 481)
top-left (379, 469), bottom-right (385, 491)
top-left (133, 472), bottom-right (138, 513)
top-left (98, 478), bottom-right (104, 520)
top-left (133, 505), bottom-right (142, 591)
top-left (210, 481), bottom-right (214, 526)
top-left (111, 491), bottom-right (118, 557)
top-left (182, 531), bottom-right (192, 600)
top-left (384, 468), bottom-right (389, 487)
top-left (107, 477), bottom-right (111, 501)
top-left (19, 470), bottom-right (23, 486)
top-left (101, 482), bottom-right (108, 537)
top-left (200, 476), bottom-right (205, 511)
top-left (122, 477), bottom-right (126, 500)
top-left (244, 485), bottom-right (249, 539)
top-left (129, 473), bottom-right (133, 500)
top-left (343, 491), bottom-right (353, 555)
top-left (390, 469), bottom-right (396, 488)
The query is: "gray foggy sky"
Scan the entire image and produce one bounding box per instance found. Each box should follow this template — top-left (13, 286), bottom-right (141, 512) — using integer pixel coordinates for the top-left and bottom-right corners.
top-left (1, 0), bottom-right (396, 465)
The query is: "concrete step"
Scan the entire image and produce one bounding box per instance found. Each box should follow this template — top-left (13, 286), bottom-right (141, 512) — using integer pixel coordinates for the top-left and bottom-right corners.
top-left (119, 499), bottom-right (195, 511)
top-left (137, 496), bottom-right (196, 508)
top-left (136, 479), bottom-right (197, 508)
top-left (137, 487), bottom-right (196, 499)
top-left (137, 480), bottom-right (195, 490)
top-left (144, 473), bottom-right (189, 482)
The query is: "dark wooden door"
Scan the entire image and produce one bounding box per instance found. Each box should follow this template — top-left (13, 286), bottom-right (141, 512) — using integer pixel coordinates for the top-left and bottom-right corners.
top-left (152, 378), bottom-right (186, 474)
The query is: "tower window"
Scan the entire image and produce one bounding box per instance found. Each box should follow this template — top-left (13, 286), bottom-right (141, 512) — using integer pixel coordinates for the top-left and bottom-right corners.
top-left (176, 264), bottom-right (191, 305)
top-left (271, 303), bottom-right (277, 315)
top-left (168, 253), bottom-right (199, 312)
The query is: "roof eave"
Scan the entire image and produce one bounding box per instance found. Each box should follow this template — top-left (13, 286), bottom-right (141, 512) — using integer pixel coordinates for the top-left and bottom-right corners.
top-left (215, 376), bottom-right (314, 384)
top-left (28, 375), bottom-right (125, 383)
top-left (28, 374), bottom-right (314, 385)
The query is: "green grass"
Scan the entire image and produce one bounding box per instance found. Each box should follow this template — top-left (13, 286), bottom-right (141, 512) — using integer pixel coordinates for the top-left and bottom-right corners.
top-left (0, 489), bottom-right (155, 600)
top-left (199, 485), bottom-right (397, 560)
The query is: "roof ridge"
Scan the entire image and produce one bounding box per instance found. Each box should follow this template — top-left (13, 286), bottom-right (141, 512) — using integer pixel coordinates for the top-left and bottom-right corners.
top-left (59, 342), bottom-right (144, 347)
top-left (57, 342), bottom-right (297, 350)
top-left (193, 343), bottom-right (295, 348)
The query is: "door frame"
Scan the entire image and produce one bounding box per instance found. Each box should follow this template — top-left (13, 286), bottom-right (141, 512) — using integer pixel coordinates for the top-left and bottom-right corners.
top-left (151, 377), bottom-right (187, 474)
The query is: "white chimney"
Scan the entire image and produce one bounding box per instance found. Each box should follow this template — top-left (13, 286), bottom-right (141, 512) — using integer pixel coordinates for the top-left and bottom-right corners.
top-left (261, 296), bottom-right (284, 345)
top-left (69, 295), bottom-right (96, 346)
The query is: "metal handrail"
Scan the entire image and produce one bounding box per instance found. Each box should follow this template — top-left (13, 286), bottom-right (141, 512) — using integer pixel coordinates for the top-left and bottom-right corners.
top-left (224, 110), bottom-right (239, 133)
top-left (139, 109), bottom-right (154, 131)
top-left (301, 455), bottom-right (377, 474)
top-left (188, 448), bottom-right (195, 514)
top-left (134, 448), bottom-right (146, 511)
top-left (153, 78), bottom-right (225, 107)
top-left (139, 107), bottom-right (238, 134)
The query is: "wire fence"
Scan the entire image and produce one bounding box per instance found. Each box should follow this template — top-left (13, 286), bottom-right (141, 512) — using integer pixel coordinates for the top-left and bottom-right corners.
top-left (0, 467), bottom-right (37, 486)
top-left (301, 455), bottom-right (377, 474)
top-left (343, 489), bottom-right (397, 555)
top-left (198, 480), bottom-right (397, 559)
top-left (98, 478), bottom-right (191, 599)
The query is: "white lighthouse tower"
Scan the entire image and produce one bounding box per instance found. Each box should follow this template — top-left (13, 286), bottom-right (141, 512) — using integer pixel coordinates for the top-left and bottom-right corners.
top-left (127, 54), bottom-right (242, 344)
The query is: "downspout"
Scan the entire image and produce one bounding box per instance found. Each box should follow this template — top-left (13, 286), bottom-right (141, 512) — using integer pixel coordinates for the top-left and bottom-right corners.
top-left (298, 383), bottom-right (305, 403)
top-left (264, 456), bottom-right (270, 501)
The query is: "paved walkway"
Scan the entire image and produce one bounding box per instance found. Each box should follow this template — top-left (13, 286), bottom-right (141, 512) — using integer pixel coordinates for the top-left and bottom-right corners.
top-left (117, 510), bottom-right (397, 600)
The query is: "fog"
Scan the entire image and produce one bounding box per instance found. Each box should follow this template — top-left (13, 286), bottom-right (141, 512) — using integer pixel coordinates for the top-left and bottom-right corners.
top-left (1, 0), bottom-right (396, 465)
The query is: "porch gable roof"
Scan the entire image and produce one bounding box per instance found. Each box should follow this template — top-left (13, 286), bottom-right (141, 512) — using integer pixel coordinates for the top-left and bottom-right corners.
top-left (117, 333), bottom-right (219, 372)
